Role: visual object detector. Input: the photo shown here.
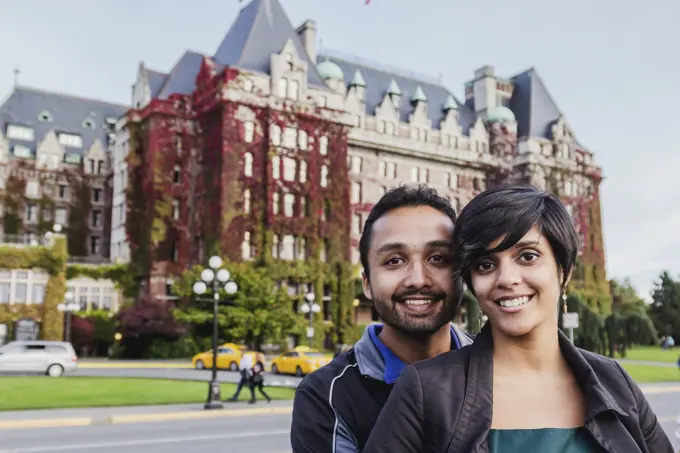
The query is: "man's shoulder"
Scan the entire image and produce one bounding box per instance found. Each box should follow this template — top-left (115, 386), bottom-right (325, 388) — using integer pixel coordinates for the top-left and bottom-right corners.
top-left (296, 350), bottom-right (360, 398)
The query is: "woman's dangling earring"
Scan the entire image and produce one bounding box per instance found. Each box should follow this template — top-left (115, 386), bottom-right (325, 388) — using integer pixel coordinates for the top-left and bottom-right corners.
top-left (562, 291), bottom-right (568, 314)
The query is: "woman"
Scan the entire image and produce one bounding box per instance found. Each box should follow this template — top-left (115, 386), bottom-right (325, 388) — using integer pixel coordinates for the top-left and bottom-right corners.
top-left (248, 360), bottom-right (271, 404)
top-left (363, 184), bottom-right (672, 453)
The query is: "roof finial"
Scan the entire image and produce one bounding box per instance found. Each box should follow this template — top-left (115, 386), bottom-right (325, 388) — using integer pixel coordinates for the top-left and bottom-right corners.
top-left (13, 67), bottom-right (20, 88)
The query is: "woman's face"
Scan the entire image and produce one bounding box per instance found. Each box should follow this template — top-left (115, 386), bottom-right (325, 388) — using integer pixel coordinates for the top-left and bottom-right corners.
top-left (470, 225), bottom-right (564, 338)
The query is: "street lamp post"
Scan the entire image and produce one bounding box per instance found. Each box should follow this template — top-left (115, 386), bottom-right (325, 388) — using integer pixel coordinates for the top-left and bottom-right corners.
top-left (57, 289), bottom-right (78, 343)
top-left (192, 256), bottom-right (238, 410)
top-left (301, 292), bottom-right (321, 349)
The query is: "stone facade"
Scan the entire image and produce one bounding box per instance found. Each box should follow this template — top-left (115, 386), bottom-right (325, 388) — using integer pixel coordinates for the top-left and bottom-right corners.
top-left (0, 0), bottom-right (607, 327)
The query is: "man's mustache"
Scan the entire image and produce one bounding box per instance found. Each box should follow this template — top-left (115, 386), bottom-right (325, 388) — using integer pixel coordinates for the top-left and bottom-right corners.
top-left (392, 290), bottom-right (446, 302)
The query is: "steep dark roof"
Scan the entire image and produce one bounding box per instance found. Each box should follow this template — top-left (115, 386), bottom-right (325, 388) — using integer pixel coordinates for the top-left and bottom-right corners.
top-left (0, 86), bottom-right (127, 157)
top-left (510, 69), bottom-right (562, 139)
top-left (146, 69), bottom-right (168, 98)
top-left (213, 0), bottom-right (325, 87)
top-left (320, 52), bottom-right (478, 134)
top-left (156, 51), bottom-right (206, 99)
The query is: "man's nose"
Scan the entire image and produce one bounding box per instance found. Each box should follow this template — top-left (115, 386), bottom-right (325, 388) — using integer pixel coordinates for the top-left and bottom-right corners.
top-left (404, 260), bottom-right (431, 288)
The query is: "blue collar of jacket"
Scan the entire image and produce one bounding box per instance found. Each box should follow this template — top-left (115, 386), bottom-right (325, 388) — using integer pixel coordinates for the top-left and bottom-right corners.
top-left (354, 322), bottom-right (473, 384)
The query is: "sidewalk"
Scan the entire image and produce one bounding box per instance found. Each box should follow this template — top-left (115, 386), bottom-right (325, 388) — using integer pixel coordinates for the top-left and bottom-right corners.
top-left (0, 400), bottom-right (293, 431)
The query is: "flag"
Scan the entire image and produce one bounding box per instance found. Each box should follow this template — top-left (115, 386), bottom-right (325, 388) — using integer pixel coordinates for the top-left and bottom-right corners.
top-left (365, 0), bottom-right (371, 3)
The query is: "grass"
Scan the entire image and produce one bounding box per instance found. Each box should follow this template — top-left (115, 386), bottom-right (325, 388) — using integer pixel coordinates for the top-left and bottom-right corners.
top-left (0, 377), bottom-right (296, 411)
top-left (615, 345), bottom-right (680, 364)
top-left (620, 363), bottom-right (680, 383)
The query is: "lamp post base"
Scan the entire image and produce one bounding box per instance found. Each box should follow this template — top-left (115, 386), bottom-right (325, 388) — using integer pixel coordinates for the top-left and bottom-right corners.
top-left (204, 380), bottom-right (224, 410)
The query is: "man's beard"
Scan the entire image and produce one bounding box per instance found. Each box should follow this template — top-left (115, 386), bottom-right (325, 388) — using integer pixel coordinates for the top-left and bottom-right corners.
top-left (372, 287), bottom-right (457, 334)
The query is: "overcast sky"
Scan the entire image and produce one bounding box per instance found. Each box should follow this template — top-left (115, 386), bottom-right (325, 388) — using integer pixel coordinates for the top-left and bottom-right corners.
top-left (1, 0), bottom-right (677, 299)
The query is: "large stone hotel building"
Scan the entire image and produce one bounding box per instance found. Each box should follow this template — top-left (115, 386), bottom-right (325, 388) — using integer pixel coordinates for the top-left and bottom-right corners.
top-left (0, 0), bottom-right (607, 340)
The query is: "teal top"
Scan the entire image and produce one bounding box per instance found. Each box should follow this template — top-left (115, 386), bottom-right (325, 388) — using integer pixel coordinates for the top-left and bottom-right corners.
top-left (488, 427), bottom-right (602, 453)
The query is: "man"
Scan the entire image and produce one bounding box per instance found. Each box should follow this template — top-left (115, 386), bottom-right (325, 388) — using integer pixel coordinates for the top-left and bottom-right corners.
top-left (227, 353), bottom-right (253, 402)
top-left (290, 184), bottom-right (473, 452)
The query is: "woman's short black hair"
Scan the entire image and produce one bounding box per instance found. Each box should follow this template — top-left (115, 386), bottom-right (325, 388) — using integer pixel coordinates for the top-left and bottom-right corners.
top-left (452, 183), bottom-right (579, 291)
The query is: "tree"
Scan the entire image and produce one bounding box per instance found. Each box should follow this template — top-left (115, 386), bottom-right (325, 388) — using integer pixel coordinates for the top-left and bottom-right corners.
top-left (70, 315), bottom-right (94, 356)
top-left (606, 279), bottom-right (658, 352)
top-left (648, 271), bottom-right (680, 340)
top-left (464, 292), bottom-right (481, 334)
top-left (173, 262), bottom-right (298, 350)
top-left (115, 298), bottom-right (185, 358)
top-left (562, 292), bottom-right (606, 355)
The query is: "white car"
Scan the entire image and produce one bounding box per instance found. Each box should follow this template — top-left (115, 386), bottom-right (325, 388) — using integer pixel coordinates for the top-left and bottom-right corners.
top-left (0, 341), bottom-right (78, 377)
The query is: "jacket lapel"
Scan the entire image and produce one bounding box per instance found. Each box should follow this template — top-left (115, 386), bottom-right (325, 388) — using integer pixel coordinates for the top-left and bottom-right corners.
top-left (447, 324), bottom-right (494, 453)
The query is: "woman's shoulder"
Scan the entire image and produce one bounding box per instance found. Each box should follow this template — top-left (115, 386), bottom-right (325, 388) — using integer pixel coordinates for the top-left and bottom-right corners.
top-left (574, 348), bottom-right (641, 402)
top-left (409, 344), bottom-right (474, 380)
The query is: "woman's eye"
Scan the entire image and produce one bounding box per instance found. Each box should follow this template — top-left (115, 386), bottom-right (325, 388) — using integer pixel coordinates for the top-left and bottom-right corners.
top-left (519, 252), bottom-right (539, 263)
top-left (475, 262), bottom-right (494, 272)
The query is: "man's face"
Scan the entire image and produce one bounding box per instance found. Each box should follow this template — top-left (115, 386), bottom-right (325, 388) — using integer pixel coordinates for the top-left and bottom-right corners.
top-left (362, 205), bottom-right (458, 334)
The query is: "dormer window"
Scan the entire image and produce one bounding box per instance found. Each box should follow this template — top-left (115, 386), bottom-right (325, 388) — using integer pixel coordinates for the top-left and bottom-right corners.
top-left (278, 79), bottom-right (288, 98)
top-left (387, 79), bottom-right (402, 110)
top-left (83, 118), bottom-right (96, 129)
top-left (65, 153), bottom-right (81, 164)
top-left (350, 70), bottom-right (367, 99)
top-left (13, 144), bottom-right (31, 158)
top-left (58, 133), bottom-right (83, 148)
top-left (288, 80), bottom-right (299, 100)
top-left (38, 111), bottom-right (53, 123)
top-left (6, 125), bottom-right (34, 141)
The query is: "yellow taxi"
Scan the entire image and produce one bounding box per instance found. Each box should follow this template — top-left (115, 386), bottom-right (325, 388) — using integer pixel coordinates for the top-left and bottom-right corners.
top-left (191, 343), bottom-right (265, 372)
top-left (270, 347), bottom-right (332, 377)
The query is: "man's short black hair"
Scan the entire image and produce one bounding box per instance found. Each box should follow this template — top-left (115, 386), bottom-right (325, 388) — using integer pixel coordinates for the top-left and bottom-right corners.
top-left (452, 183), bottom-right (579, 293)
top-left (359, 184), bottom-right (458, 280)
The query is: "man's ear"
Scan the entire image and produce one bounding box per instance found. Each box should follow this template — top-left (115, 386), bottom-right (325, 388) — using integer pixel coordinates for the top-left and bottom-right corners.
top-left (361, 269), bottom-right (372, 300)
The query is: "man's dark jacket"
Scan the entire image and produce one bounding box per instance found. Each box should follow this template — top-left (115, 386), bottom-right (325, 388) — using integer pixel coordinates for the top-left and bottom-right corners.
top-left (362, 324), bottom-right (674, 453)
top-left (290, 323), bottom-right (473, 452)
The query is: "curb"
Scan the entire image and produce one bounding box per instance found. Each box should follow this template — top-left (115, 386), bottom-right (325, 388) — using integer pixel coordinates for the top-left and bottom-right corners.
top-left (0, 406), bottom-right (292, 431)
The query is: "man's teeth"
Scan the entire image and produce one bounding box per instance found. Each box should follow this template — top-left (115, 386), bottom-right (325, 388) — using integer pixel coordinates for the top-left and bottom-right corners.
top-left (405, 299), bottom-right (433, 306)
top-left (498, 296), bottom-right (531, 307)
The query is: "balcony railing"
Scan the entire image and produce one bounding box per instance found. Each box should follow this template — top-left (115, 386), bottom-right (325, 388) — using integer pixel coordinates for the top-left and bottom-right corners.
top-left (0, 234), bottom-right (47, 247)
top-left (67, 256), bottom-right (113, 266)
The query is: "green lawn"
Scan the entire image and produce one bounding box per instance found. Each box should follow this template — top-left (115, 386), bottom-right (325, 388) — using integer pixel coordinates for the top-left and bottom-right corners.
top-left (620, 363), bottom-right (680, 383)
top-left (0, 377), bottom-right (296, 411)
top-left (616, 345), bottom-right (679, 363)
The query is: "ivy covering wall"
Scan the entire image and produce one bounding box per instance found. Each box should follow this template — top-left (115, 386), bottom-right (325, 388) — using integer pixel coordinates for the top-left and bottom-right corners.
top-left (0, 235), bottom-right (68, 341)
top-left (124, 62), bottom-right (356, 345)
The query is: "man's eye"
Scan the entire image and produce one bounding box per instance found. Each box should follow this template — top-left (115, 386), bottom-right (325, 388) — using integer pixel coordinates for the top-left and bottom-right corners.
top-left (429, 254), bottom-right (449, 263)
top-left (385, 257), bottom-right (403, 266)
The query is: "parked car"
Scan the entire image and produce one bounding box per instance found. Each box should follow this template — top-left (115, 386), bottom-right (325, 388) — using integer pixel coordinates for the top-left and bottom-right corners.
top-left (270, 347), bottom-right (332, 377)
top-left (191, 343), bottom-right (265, 372)
top-left (0, 341), bottom-right (78, 377)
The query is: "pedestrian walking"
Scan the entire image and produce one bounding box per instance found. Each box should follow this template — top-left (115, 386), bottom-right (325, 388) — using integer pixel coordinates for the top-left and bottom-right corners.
top-left (227, 353), bottom-right (253, 402)
top-left (248, 361), bottom-right (271, 404)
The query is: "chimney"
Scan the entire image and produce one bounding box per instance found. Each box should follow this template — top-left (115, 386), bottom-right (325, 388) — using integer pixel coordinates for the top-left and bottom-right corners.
top-left (296, 20), bottom-right (317, 63)
top-left (471, 65), bottom-right (497, 114)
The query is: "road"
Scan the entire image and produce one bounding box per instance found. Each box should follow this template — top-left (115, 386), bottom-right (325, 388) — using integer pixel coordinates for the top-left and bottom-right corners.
top-left (0, 408), bottom-right (291, 453)
top-left (0, 388), bottom-right (678, 453)
top-left (72, 367), bottom-right (304, 388)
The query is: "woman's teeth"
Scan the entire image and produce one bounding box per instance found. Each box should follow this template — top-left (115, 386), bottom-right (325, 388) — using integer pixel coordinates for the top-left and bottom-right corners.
top-left (498, 296), bottom-right (531, 307)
